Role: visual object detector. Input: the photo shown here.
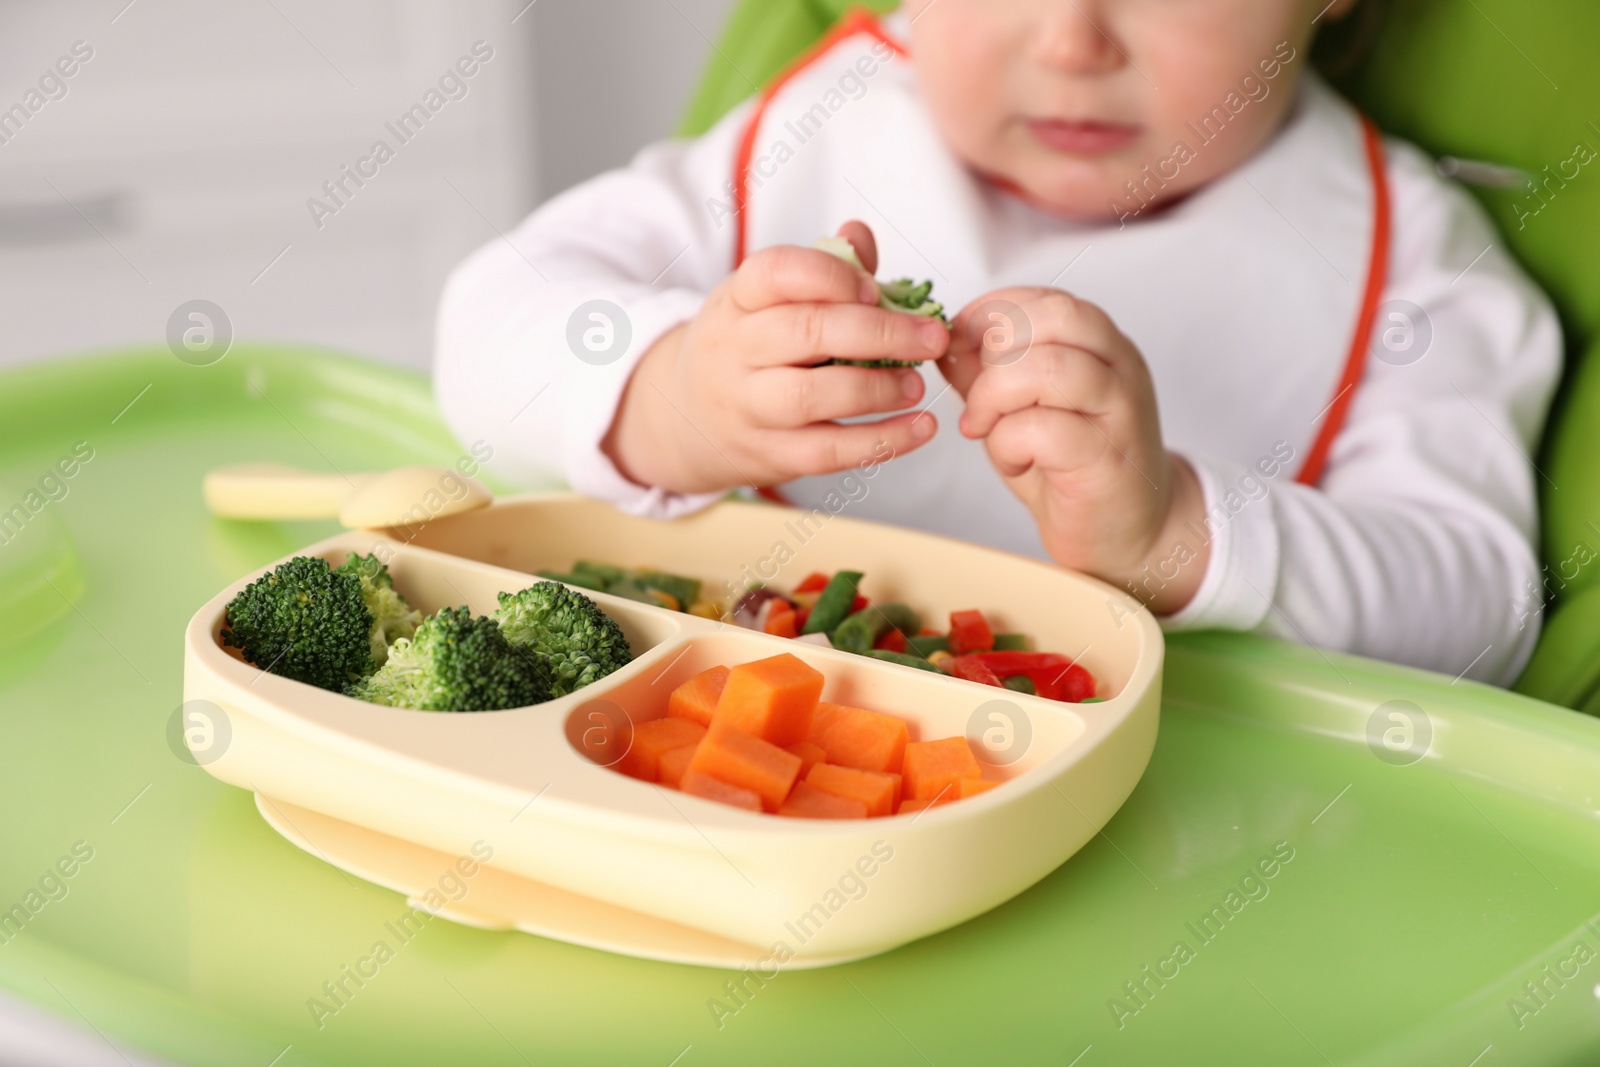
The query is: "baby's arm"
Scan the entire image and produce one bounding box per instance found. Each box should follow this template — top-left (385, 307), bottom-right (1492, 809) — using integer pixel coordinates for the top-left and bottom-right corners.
top-left (942, 143), bottom-right (1559, 685)
top-left (432, 104), bottom-right (741, 516)
top-left (435, 114), bottom-right (942, 515)
top-left (1165, 145), bottom-right (1560, 684)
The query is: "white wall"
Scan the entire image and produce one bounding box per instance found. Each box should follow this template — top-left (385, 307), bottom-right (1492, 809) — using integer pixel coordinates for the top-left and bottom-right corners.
top-left (0, 0), bottom-right (738, 373)
top-left (532, 0), bottom-right (739, 197)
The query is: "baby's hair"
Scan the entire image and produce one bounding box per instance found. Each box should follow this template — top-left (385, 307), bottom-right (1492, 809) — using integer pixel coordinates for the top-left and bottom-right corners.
top-left (1312, 0), bottom-right (1391, 79)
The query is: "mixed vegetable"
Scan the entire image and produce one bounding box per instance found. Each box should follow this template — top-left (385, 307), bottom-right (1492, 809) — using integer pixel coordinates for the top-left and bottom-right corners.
top-left (612, 651), bottom-right (997, 818)
top-left (223, 555), bottom-right (631, 711)
top-left (813, 234), bottom-right (948, 368)
top-left (541, 560), bottom-right (1098, 703)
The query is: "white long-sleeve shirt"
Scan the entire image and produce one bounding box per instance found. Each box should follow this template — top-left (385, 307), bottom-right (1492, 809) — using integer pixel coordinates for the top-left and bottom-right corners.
top-left (434, 15), bottom-right (1560, 685)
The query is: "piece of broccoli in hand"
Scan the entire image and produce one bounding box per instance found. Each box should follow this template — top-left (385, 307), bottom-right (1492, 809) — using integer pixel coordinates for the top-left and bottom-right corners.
top-left (337, 553), bottom-right (422, 668)
top-left (814, 235), bottom-right (949, 368)
top-left (345, 606), bottom-right (550, 711)
top-left (222, 555), bottom-right (374, 691)
top-left (494, 581), bottom-right (632, 697)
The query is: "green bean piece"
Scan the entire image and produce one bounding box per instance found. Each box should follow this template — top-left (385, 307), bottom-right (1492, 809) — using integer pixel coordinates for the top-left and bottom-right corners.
top-left (803, 570), bottom-right (863, 634)
top-left (863, 649), bottom-right (945, 672)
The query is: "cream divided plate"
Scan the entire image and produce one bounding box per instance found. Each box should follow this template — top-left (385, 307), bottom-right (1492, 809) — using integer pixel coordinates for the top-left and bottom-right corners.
top-left (251, 794), bottom-right (866, 969)
top-left (183, 493), bottom-right (1164, 968)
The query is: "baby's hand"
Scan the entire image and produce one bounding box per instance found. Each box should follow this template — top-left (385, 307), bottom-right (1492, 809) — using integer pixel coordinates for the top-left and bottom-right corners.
top-left (604, 223), bottom-right (947, 494)
top-left (940, 287), bottom-right (1207, 614)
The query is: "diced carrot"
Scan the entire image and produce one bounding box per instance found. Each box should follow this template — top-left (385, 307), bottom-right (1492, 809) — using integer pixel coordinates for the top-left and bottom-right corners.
top-left (786, 740), bottom-right (828, 777)
top-left (806, 763), bottom-right (901, 818)
top-left (764, 602), bottom-right (798, 639)
top-left (873, 627), bottom-right (908, 654)
top-left (958, 778), bottom-right (999, 799)
top-left (658, 743), bottom-right (698, 789)
top-left (668, 665), bottom-right (730, 727)
top-left (902, 736), bottom-right (983, 801)
top-left (712, 653), bottom-right (824, 746)
top-left (897, 794), bottom-right (952, 815)
top-left (688, 720), bottom-right (803, 812)
top-left (618, 718), bottom-right (707, 781)
top-left (809, 701), bottom-right (910, 774)
top-left (794, 572), bottom-right (831, 594)
top-left (680, 770), bottom-right (762, 812)
top-left (779, 782), bottom-right (868, 820)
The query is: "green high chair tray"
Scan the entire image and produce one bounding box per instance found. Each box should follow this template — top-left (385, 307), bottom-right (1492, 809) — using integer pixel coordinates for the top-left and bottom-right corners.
top-left (3, 346), bottom-right (1599, 1066)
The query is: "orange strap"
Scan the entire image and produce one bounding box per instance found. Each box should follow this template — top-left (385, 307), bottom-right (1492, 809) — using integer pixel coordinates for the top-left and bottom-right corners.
top-left (731, 8), bottom-right (907, 269)
top-left (739, 8), bottom-right (904, 508)
top-left (1294, 115), bottom-right (1391, 486)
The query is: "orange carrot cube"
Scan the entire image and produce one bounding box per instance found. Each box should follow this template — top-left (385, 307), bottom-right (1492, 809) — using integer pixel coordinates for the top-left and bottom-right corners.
top-left (958, 778), bottom-right (999, 799)
top-left (785, 740), bottom-right (828, 778)
top-left (901, 736), bottom-right (983, 801)
top-left (779, 782), bottom-right (868, 819)
top-left (712, 653), bottom-right (824, 746)
top-left (658, 743), bottom-right (699, 789)
top-left (805, 763), bottom-right (901, 818)
top-left (668, 665), bottom-right (731, 727)
top-left (680, 770), bottom-right (762, 812)
top-left (809, 701), bottom-right (910, 774)
top-left (617, 718), bottom-right (706, 781)
top-left (688, 720), bottom-right (803, 812)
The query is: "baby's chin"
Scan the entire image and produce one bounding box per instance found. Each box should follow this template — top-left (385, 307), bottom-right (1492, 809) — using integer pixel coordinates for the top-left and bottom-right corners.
top-left (981, 158), bottom-right (1173, 223)
top-left (973, 135), bottom-right (1198, 222)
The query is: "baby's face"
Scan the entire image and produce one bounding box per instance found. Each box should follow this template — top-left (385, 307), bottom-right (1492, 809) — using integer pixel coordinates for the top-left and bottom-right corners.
top-left (904, 0), bottom-right (1352, 219)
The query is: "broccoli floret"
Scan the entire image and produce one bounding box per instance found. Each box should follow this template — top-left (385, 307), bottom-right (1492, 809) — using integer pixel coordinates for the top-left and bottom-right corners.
top-left (222, 555), bottom-right (374, 691)
top-left (337, 553), bottom-right (422, 667)
top-left (493, 582), bottom-right (632, 697)
top-left (814, 235), bottom-right (949, 368)
top-left (345, 606), bottom-right (550, 711)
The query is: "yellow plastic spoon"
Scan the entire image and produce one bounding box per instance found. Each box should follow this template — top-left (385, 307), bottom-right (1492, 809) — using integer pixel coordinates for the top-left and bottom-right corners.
top-left (203, 464), bottom-right (492, 529)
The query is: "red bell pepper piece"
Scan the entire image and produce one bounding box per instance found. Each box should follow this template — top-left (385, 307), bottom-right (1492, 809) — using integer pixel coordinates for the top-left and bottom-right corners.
top-left (874, 627), bottom-right (908, 654)
top-left (1053, 663), bottom-right (1096, 703)
top-left (948, 610), bottom-right (995, 655)
top-left (960, 651), bottom-right (1096, 702)
top-left (948, 655), bottom-right (1004, 688)
top-left (794, 604), bottom-right (811, 632)
top-left (965, 651), bottom-right (1070, 673)
top-left (850, 594), bottom-right (870, 614)
top-left (794, 572), bottom-right (830, 594)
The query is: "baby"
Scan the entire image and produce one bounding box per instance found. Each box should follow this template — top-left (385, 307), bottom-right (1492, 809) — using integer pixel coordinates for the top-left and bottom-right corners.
top-left (435, 0), bottom-right (1559, 685)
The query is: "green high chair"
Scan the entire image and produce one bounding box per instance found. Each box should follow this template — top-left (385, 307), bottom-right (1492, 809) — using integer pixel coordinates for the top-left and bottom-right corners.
top-left (6, 4), bottom-right (1600, 1064)
top-left (681, 0), bottom-right (1600, 713)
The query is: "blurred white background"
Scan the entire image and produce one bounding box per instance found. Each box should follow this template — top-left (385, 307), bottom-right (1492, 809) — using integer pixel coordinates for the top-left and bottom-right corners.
top-left (0, 0), bottom-right (737, 373)
top-left (0, 1), bottom-right (734, 1060)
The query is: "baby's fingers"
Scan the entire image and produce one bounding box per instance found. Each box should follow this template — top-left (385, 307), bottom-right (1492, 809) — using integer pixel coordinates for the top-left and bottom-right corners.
top-left (749, 365), bottom-right (925, 428)
top-left (729, 244), bottom-right (877, 313)
top-left (776, 412), bottom-right (937, 477)
top-left (984, 407), bottom-right (1106, 479)
top-left (746, 302), bottom-right (949, 367)
top-left (960, 345), bottom-right (1119, 439)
